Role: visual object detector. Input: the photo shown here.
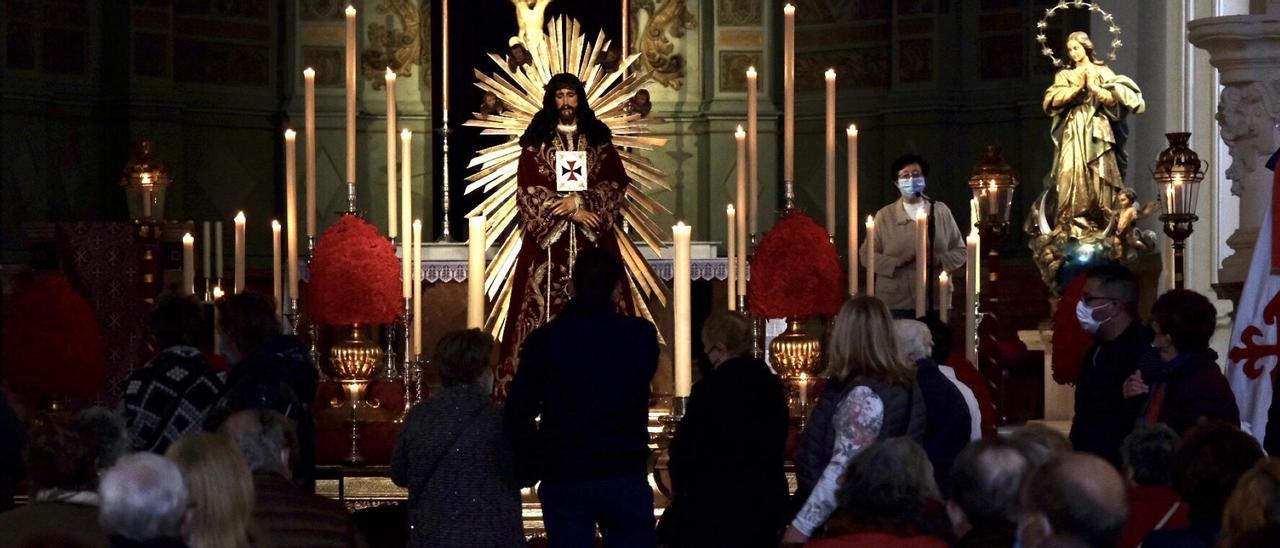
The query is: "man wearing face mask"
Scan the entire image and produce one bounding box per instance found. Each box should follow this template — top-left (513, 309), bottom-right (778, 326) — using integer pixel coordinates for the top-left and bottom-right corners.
top-left (860, 154), bottom-right (967, 318)
top-left (1069, 264), bottom-right (1151, 467)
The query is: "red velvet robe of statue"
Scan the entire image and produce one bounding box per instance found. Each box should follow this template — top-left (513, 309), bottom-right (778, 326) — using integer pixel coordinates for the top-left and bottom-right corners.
top-left (493, 131), bottom-right (634, 399)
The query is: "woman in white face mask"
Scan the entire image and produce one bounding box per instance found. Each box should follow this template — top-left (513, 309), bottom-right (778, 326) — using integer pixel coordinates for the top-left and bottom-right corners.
top-left (859, 154), bottom-right (968, 318)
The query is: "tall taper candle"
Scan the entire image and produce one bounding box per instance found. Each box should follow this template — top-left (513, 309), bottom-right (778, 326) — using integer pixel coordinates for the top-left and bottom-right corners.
top-left (783, 4), bottom-right (795, 184)
top-left (413, 219), bottom-right (423, 355)
top-left (234, 212), bottom-right (246, 293)
top-left (202, 221), bottom-right (211, 281)
top-left (969, 198), bottom-right (981, 294)
top-left (442, 0), bottom-right (450, 111)
top-left (673, 222), bottom-right (692, 397)
top-left (847, 125), bottom-right (859, 295)
top-left (215, 221), bottom-right (224, 281)
top-left (727, 205), bottom-right (737, 311)
top-left (824, 69), bottom-right (836, 235)
top-left (141, 174), bottom-right (153, 218)
top-left (400, 129), bottom-right (412, 297)
top-left (734, 125), bottom-right (747, 298)
top-left (746, 66), bottom-right (759, 238)
top-left (345, 5), bottom-right (357, 191)
top-left (468, 215), bottom-right (486, 328)
top-left (285, 130), bottom-right (299, 300)
top-left (965, 233), bottom-right (978, 367)
top-left (938, 271), bottom-right (951, 323)
top-left (386, 68), bottom-right (398, 238)
top-left (914, 210), bottom-right (926, 318)
top-left (182, 233), bottom-right (195, 296)
top-left (271, 220), bottom-right (282, 308)
top-left (304, 68), bottom-right (317, 239)
top-left (865, 216), bottom-right (875, 296)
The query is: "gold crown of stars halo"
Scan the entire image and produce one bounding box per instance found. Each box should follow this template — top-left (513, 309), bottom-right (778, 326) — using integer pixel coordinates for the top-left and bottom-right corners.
top-left (463, 17), bottom-right (672, 339)
top-left (1036, 0), bottom-right (1123, 69)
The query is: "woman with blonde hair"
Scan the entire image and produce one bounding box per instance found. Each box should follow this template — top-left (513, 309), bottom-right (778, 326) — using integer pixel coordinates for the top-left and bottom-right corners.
top-left (1220, 458), bottom-right (1280, 547)
top-left (166, 432), bottom-right (256, 548)
top-left (784, 296), bottom-right (926, 543)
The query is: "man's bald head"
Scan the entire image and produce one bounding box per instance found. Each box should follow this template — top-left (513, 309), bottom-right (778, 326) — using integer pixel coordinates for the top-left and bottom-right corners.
top-left (1021, 452), bottom-right (1127, 548)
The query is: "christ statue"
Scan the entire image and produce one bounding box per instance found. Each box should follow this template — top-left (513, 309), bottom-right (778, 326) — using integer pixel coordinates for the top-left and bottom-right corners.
top-left (492, 73), bottom-right (634, 399)
top-left (512, 0), bottom-right (553, 66)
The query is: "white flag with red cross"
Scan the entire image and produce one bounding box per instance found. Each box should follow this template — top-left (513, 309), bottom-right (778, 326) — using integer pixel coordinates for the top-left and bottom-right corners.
top-left (1227, 150), bottom-right (1280, 443)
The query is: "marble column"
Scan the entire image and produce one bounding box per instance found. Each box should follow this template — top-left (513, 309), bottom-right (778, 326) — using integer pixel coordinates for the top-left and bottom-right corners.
top-left (1190, 9), bottom-right (1280, 296)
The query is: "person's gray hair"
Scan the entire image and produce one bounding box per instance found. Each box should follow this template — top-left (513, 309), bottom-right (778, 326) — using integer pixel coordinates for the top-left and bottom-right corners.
top-left (893, 319), bottom-right (933, 363)
top-left (77, 406), bottom-right (130, 470)
top-left (99, 452), bottom-right (189, 541)
top-left (219, 409), bottom-right (293, 476)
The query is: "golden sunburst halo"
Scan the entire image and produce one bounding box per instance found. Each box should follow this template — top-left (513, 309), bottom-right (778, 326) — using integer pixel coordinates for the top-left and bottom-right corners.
top-left (463, 16), bottom-right (672, 339)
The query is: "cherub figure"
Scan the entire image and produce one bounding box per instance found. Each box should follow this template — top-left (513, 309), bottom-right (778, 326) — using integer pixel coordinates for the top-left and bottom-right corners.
top-left (1102, 187), bottom-right (1159, 258)
top-left (624, 89), bottom-right (651, 118)
top-left (507, 39), bottom-right (532, 73)
top-left (597, 45), bottom-right (621, 75)
top-left (478, 91), bottom-right (507, 116)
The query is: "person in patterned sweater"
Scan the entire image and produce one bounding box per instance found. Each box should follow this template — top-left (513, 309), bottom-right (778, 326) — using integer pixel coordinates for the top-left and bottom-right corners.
top-left (119, 295), bottom-right (224, 454)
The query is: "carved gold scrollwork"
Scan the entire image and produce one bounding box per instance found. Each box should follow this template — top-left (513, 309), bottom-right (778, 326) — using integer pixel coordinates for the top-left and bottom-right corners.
top-left (634, 0), bottom-right (697, 89)
top-left (361, 0), bottom-right (425, 89)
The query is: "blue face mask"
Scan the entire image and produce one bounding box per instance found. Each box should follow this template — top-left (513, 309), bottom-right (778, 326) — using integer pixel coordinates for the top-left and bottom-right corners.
top-left (897, 176), bottom-right (926, 197)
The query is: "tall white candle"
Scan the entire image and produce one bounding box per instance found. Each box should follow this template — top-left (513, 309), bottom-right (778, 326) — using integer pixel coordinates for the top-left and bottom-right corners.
top-left (865, 216), bottom-right (875, 296)
top-left (938, 271), bottom-right (951, 323)
top-left (212, 285), bottom-right (224, 354)
top-left (202, 221), bottom-right (212, 281)
top-left (965, 233), bottom-right (978, 367)
top-left (914, 210), bottom-right (926, 318)
top-left (727, 204), bottom-right (737, 311)
top-left (234, 212), bottom-right (246, 294)
top-left (182, 233), bottom-right (195, 297)
top-left (141, 174), bottom-right (153, 218)
top-left (734, 125), bottom-right (747, 298)
top-left (847, 125), bottom-right (859, 295)
top-left (468, 215), bottom-right (486, 328)
top-left (215, 221), bottom-right (224, 281)
top-left (442, 0), bottom-right (450, 111)
top-left (969, 197), bottom-right (981, 294)
top-left (783, 4), bottom-right (795, 184)
top-left (824, 69), bottom-right (836, 235)
top-left (413, 219), bottom-right (423, 355)
top-left (401, 129), bottom-right (413, 298)
top-left (345, 5), bottom-right (357, 191)
top-left (673, 222), bottom-right (692, 398)
top-left (271, 220), bottom-right (282, 307)
top-left (386, 68), bottom-right (398, 238)
top-left (304, 68), bottom-right (317, 239)
top-left (285, 130), bottom-right (300, 301)
top-left (746, 66), bottom-right (759, 239)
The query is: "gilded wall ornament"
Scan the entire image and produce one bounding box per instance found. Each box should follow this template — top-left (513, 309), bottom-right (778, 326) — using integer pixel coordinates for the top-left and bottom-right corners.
top-left (361, 0), bottom-right (424, 89)
top-left (634, 0), bottom-right (697, 89)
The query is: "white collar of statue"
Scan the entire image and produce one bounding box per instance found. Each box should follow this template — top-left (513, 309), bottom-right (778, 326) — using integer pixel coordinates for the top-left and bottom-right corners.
top-left (556, 123), bottom-right (578, 135)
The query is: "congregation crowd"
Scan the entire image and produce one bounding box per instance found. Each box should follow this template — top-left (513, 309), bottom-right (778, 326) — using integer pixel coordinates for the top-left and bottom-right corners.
top-left (1, 251), bottom-right (1279, 548)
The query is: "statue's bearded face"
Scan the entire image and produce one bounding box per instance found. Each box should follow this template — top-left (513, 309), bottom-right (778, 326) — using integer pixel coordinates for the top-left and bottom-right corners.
top-left (554, 87), bottom-right (579, 123)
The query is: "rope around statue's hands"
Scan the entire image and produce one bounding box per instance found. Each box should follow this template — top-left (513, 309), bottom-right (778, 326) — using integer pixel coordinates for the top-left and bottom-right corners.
top-left (1036, 0), bottom-right (1123, 69)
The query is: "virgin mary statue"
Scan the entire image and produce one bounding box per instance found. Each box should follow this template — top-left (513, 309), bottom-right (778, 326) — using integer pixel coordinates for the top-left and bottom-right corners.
top-left (1043, 31), bottom-right (1144, 236)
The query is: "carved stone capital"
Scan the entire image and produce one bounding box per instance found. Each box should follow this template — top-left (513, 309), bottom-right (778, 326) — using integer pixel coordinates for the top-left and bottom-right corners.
top-left (1190, 15), bottom-right (1280, 196)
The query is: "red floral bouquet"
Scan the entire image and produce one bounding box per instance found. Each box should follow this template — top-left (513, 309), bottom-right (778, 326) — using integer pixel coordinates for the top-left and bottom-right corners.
top-left (2, 272), bottom-right (106, 403)
top-left (307, 215), bottom-right (404, 325)
top-left (748, 211), bottom-right (844, 318)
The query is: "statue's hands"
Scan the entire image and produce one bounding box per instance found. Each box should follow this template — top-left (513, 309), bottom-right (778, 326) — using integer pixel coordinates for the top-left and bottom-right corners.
top-left (570, 209), bottom-right (602, 229)
top-left (551, 196), bottom-right (580, 217)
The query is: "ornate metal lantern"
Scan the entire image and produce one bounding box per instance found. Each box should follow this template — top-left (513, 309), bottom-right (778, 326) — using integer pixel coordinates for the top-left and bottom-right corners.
top-left (967, 145), bottom-right (1020, 240)
top-left (1153, 132), bottom-right (1207, 289)
top-left (119, 141), bottom-right (172, 220)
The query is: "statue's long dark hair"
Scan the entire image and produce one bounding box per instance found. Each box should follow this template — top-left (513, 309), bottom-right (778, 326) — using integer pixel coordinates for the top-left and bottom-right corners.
top-left (519, 73), bottom-right (613, 148)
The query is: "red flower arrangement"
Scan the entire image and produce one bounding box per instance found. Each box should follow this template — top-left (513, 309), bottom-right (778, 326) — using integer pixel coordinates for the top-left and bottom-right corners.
top-left (2, 273), bottom-right (106, 404)
top-left (306, 215), bottom-right (404, 325)
top-left (748, 211), bottom-right (844, 318)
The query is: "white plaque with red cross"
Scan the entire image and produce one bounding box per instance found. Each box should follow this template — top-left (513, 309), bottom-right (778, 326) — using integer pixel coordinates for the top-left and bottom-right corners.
top-left (555, 150), bottom-right (588, 192)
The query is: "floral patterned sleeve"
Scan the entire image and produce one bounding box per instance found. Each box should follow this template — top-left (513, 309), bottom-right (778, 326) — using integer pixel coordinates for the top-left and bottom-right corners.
top-left (516, 146), bottom-right (568, 249)
top-left (577, 143), bottom-right (628, 239)
top-left (790, 385), bottom-right (884, 536)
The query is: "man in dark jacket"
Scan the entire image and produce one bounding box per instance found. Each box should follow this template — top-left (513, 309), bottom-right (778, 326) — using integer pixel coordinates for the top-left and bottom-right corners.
top-left (208, 292), bottom-right (319, 491)
top-left (659, 312), bottom-right (790, 547)
top-left (1070, 264), bottom-right (1152, 466)
top-left (504, 248), bottom-right (659, 547)
top-left (947, 438), bottom-right (1028, 548)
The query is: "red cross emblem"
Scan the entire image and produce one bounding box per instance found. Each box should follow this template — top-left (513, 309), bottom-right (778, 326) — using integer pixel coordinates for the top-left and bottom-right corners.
top-left (560, 160), bottom-right (584, 182)
top-left (1229, 290), bottom-right (1280, 381)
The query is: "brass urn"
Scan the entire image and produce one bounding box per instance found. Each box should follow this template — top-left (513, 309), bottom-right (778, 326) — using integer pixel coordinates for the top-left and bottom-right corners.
top-left (769, 318), bottom-right (822, 378)
top-left (329, 324), bottom-right (383, 381)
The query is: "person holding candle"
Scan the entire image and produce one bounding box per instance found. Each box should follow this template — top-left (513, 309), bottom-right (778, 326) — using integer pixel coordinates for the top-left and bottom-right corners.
top-left (659, 311), bottom-right (790, 547)
top-left (503, 248), bottom-right (659, 547)
top-left (493, 73), bottom-right (634, 400)
top-left (859, 154), bottom-right (967, 318)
